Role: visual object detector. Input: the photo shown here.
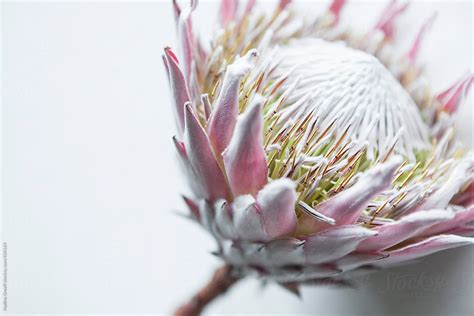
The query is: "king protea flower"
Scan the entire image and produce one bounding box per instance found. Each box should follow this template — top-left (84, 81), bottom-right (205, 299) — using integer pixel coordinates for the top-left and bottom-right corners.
top-left (164, 1), bottom-right (474, 314)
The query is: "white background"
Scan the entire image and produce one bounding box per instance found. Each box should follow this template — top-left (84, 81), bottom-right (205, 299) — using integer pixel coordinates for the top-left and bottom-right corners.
top-left (1, 0), bottom-right (473, 315)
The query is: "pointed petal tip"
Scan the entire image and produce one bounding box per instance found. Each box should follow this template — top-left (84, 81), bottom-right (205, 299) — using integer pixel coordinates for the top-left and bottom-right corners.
top-left (183, 102), bottom-right (195, 125)
top-left (243, 93), bottom-right (265, 118)
top-left (184, 101), bottom-right (192, 113)
top-left (172, 135), bottom-right (186, 156)
top-left (172, 0), bottom-right (181, 14)
top-left (228, 48), bottom-right (259, 77)
top-left (278, 282), bottom-right (301, 298)
top-left (407, 12), bottom-right (437, 62)
top-left (165, 47), bottom-right (190, 133)
top-left (182, 195), bottom-right (200, 220)
top-left (375, 0), bottom-right (409, 38)
top-left (378, 234), bottom-right (474, 266)
top-left (207, 50), bottom-right (259, 155)
top-left (164, 46), bottom-right (179, 64)
top-left (437, 73), bottom-right (474, 113)
top-left (437, 234), bottom-right (474, 245)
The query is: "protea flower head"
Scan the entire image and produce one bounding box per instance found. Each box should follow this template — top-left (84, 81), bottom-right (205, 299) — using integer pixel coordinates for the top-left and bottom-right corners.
top-left (164, 0), bottom-right (474, 308)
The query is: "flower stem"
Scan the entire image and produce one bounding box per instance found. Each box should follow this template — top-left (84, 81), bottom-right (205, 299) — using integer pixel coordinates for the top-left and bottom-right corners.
top-left (174, 264), bottom-right (241, 316)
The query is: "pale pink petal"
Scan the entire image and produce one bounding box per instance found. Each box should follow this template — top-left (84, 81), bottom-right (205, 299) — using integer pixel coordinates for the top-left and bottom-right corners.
top-left (421, 205), bottom-right (474, 236)
top-left (164, 47), bottom-right (190, 133)
top-left (378, 235), bottom-right (474, 266)
top-left (208, 49), bottom-right (259, 155)
top-left (329, 0), bottom-right (346, 25)
top-left (223, 95), bottom-right (268, 196)
top-left (220, 0), bottom-right (239, 26)
top-left (184, 104), bottom-right (230, 201)
top-left (182, 195), bottom-right (200, 220)
top-left (231, 179), bottom-right (298, 242)
top-left (407, 13), bottom-right (437, 63)
top-left (308, 156), bottom-right (402, 231)
top-left (436, 72), bottom-right (474, 113)
top-left (374, 0), bottom-right (409, 39)
top-left (172, 0), bottom-right (181, 28)
top-left (232, 195), bottom-right (269, 241)
top-left (172, 135), bottom-right (186, 159)
top-left (357, 210), bottom-right (454, 252)
top-left (303, 225), bottom-right (377, 264)
top-left (256, 178), bottom-right (298, 239)
top-left (178, 0), bottom-right (198, 77)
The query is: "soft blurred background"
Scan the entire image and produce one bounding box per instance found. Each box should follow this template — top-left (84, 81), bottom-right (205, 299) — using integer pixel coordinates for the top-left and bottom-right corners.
top-left (2, 0), bottom-right (473, 315)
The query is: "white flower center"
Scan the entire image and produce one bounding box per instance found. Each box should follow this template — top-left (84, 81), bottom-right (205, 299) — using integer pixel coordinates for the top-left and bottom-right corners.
top-left (268, 38), bottom-right (431, 161)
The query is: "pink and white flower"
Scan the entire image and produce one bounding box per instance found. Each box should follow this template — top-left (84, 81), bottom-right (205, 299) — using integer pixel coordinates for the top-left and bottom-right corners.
top-left (164, 0), bottom-right (474, 294)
